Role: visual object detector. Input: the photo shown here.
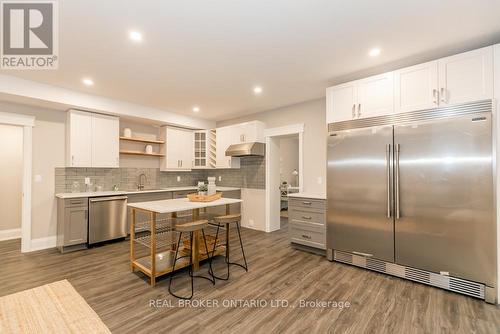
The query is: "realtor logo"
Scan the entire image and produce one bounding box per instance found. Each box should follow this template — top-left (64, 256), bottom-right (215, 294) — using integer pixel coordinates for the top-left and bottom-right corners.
top-left (1, 1), bottom-right (58, 69)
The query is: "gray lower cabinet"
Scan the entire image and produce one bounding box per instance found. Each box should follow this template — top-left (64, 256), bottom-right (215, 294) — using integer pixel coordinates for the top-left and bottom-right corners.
top-left (288, 197), bottom-right (326, 250)
top-left (57, 198), bottom-right (89, 253)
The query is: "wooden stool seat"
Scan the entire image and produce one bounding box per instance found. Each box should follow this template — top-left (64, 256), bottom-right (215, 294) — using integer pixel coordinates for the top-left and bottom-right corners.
top-left (176, 220), bottom-right (208, 232)
top-left (213, 214), bottom-right (241, 225)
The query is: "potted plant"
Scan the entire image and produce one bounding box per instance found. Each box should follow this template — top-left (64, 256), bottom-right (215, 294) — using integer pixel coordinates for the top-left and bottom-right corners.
top-left (198, 183), bottom-right (208, 196)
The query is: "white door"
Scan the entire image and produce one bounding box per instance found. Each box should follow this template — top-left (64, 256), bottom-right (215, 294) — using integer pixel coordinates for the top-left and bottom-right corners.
top-left (326, 83), bottom-right (357, 123)
top-left (216, 127), bottom-right (231, 168)
top-left (68, 111), bottom-right (92, 167)
top-left (438, 46), bottom-right (494, 106)
top-left (356, 72), bottom-right (394, 118)
top-left (91, 113), bottom-right (119, 167)
top-left (394, 61), bottom-right (439, 113)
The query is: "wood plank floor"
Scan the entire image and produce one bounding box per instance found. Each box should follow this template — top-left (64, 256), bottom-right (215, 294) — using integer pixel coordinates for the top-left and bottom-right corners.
top-left (1, 221), bottom-right (500, 334)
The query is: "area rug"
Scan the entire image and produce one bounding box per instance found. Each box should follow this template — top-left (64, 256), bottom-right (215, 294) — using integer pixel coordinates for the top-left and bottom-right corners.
top-left (0, 280), bottom-right (110, 333)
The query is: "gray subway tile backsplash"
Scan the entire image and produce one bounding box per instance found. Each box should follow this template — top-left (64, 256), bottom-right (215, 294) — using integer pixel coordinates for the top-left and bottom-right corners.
top-left (54, 156), bottom-right (265, 193)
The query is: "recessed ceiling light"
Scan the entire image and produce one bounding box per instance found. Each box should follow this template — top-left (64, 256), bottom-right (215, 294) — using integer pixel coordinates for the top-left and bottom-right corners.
top-left (192, 106), bottom-right (200, 113)
top-left (253, 86), bottom-right (263, 94)
top-left (369, 48), bottom-right (381, 57)
top-left (82, 78), bottom-right (94, 86)
top-left (129, 31), bottom-right (143, 42)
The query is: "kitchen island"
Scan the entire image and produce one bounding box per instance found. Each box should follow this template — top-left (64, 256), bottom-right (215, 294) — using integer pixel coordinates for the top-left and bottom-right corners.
top-left (128, 197), bottom-right (242, 286)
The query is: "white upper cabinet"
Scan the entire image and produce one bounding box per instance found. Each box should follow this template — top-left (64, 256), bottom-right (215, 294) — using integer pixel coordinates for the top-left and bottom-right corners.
top-left (66, 110), bottom-right (119, 168)
top-left (326, 73), bottom-right (394, 122)
top-left (394, 61), bottom-right (439, 113)
top-left (326, 83), bottom-right (357, 123)
top-left (160, 127), bottom-right (193, 171)
top-left (356, 72), bottom-right (394, 119)
top-left (91, 113), bottom-right (119, 168)
top-left (327, 45), bottom-right (495, 123)
top-left (215, 126), bottom-right (240, 169)
top-left (230, 121), bottom-right (265, 143)
top-left (66, 110), bottom-right (92, 167)
top-left (438, 46), bottom-right (493, 106)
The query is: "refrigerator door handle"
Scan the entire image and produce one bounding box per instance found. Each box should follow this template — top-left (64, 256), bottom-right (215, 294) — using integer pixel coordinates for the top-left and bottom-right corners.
top-left (386, 144), bottom-right (391, 218)
top-left (395, 143), bottom-right (400, 219)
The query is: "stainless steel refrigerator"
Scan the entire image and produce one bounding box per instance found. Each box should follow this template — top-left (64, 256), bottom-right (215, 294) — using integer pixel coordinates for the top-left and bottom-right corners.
top-left (326, 100), bottom-right (496, 303)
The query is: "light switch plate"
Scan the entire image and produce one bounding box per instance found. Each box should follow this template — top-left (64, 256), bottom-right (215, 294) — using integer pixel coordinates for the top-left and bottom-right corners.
top-left (218, 176), bottom-right (222, 181)
top-left (34, 174), bottom-right (42, 183)
top-left (177, 176), bottom-right (181, 182)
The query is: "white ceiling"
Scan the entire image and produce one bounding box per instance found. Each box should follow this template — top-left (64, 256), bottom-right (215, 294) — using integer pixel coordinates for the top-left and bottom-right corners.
top-left (3, 0), bottom-right (500, 121)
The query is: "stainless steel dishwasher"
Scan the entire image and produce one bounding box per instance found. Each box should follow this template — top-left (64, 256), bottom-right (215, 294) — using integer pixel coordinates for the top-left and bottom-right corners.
top-left (88, 196), bottom-right (128, 244)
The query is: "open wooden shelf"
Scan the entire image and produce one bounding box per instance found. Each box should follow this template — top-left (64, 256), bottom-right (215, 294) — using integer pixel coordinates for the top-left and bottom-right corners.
top-left (119, 150), bottom-right (165, 157)
top-left (120, 136), bottom-right (165, 144)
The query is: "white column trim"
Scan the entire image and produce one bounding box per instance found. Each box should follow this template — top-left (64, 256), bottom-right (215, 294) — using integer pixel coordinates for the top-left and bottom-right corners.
top-left (21, 126), bottom-right (33, 252)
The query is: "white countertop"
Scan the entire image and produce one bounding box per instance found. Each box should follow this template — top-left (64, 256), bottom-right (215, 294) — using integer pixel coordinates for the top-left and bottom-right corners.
top-left (55, 186), bottom-right (241, 199)
top-left (127, 197), bottom-right (243, 214)
top-left (287, 192), bottom-right (326, 200)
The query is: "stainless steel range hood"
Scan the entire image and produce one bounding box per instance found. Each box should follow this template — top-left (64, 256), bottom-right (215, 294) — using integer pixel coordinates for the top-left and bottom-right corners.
top-left (225, 142), bottom-right (265, 157)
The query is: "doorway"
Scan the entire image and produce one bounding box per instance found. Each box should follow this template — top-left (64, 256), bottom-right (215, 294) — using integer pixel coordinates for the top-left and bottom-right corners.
top-left (265, 124), bottom-right (304, 232)
top-left (0, 112), bottom-right (34, 252)
top-left (0, 124), bottom-right (23, 242)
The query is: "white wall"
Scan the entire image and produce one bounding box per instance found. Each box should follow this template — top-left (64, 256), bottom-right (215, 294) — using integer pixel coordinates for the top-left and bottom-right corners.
top-left (279, 136), bottom-right (299, 186)
top-left (0, 101), bottom-right (65, 241)
top-left (218, 98), bottom-right (326, 196)
top-left (0, 124), bottom-right (23, 235)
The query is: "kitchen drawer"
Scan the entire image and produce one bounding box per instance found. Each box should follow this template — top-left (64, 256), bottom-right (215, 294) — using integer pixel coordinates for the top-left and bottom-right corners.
top-left (289, 209), bottom-right (325, 225)
top-left (65, 198), bottom-right (88, 208)
top-left (127, 192), bottom-right (172, 203)
top-left (289, 221), bottom-right (326, 249)
top-left (289, 198), bottom-right (325, 210)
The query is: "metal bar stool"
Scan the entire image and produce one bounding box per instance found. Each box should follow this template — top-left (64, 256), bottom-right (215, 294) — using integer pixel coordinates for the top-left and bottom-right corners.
top-left (210, 214), bottom-right (248, 280)
top-left (169, 220), bottom-right (215, 299)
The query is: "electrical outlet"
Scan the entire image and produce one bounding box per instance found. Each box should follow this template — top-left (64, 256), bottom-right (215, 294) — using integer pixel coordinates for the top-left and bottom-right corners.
top-left (249, 219), bottom-right (255, 227)
top-left (177, 176), bottom-right (181, 182)
top-left (218, 176), bottom-right (222, 182)
top-left (85, 177), bottom-right (91, 185)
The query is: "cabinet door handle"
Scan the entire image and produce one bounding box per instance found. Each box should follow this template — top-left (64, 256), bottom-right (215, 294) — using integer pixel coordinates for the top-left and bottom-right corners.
top-left (432, 89), bottom-right (438, 104)
top-left (72, 155), bottom-right (74, 166)
top-left (440, 88), bottom-right (446, 103)
top-left (357, 104), bottom-right (361, 118)
top-left (352, 104), bottom-right (356, 118)
top-left (301, 234), bottom-right (312, 240)
top-left (302, 201), bottom-right (312, 205)
top-left (302, 216), bottom-right (312, 220)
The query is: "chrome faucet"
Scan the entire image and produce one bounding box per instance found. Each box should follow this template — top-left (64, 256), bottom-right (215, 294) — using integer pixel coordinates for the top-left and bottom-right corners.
top-left (137, 173), bottom-right (147, 190)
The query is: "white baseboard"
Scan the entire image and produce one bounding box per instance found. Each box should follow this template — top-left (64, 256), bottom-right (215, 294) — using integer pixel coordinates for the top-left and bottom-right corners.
top-left (29, 236), bottom-right (57, 252)
top-left (0, 228), bottom-right (21, 241)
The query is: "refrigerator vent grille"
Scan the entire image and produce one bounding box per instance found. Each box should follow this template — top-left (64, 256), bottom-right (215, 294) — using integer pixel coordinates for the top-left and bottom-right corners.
top-left (333, 250), bottom-right (485, 300)
top-left (328, 100), bottom-right (492, 132)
